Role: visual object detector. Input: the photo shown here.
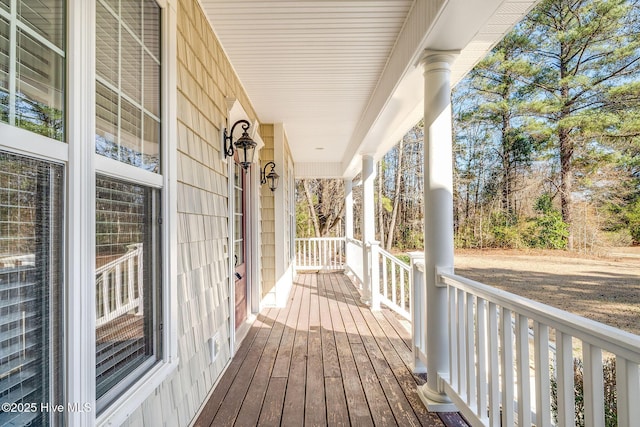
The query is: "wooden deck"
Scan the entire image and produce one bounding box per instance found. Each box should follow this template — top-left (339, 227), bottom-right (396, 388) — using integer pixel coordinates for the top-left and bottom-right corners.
top-left (194, 273), bottom-right (467, 427)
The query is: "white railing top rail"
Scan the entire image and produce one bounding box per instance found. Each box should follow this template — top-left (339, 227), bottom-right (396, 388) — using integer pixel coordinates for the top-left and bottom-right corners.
top-left (440, 271), bottom-right (640, 363)
top-left (96, 243), bottom-right (143, 275)
top-left (295, 237), bottom-right (345, 241)
top-left (345, 236), bottom-right (363, 247)
top-left (378, 247), bottom-right (410, 273)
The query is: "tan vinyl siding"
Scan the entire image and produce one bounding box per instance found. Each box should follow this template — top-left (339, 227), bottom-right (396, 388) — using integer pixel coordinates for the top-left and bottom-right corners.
top-left (260, 124), bottom-right (276, 298)
top-left (121, 0), bottom-right (258, 425)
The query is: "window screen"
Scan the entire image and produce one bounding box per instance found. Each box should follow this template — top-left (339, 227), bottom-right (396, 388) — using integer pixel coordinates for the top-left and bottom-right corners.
top-left (0, 151), bottom-right (63, 427)
top-left (95, 175), bottom-right (161, 407)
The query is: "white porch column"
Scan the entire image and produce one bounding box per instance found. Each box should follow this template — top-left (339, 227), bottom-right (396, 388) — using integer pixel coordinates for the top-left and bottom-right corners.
top-left (417, 50), bottom-right (459, 411)
top-left (360, 154), bottom-right (377, 307)
top-left (344, 179), bottom-right (353, 240)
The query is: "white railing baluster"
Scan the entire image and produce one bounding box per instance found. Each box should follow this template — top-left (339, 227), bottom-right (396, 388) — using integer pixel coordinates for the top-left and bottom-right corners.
top-left (617, 357), bottom-right (640, 427)
top-left (476, 297), bottom-right (487, 423)
top-left (501, 307), bottom-right (515, 427)
top-left (382, 257), bottom-right (388, 299)
top-left (487, 302), bottom-right (500, 427)
top-left (127, 255), bottom-right (135, 304)
top-left (115, 263), bottom-right (122, 308)
top-left (534, 322), bottom-right (551, 427)
top-left (516, 314), bottom-right (531, 427)
top-left (449, 285), bottom-right (458, 388)
top-left (458, 289), bottom-right (467, 397)
top-left (556, 331), bottom-right (574, 427)
top-left (391, 262), bottom-right (397, 306)
top-left (466, 293), bottom-right (476, 406)
top-left (583, 343), bottom-right (604, 427)
top-left (400, 268), bottom-right (406, 313)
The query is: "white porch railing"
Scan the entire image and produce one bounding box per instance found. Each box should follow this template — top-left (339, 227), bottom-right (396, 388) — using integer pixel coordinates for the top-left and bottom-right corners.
top-left (296, 237), bottom-right (640, 426)
top-left (378, 247), bottom-right (410, 320)
top-left (295, 237), bottom-right (345, 271)
top-left (345, 237), bottom-right (364, 287)
top-left (96, 243), bottom-right (144, 328)
top-left (408, 255), bottom-right (640, 427)
top-left (295, 237), bottom-right (411, 318)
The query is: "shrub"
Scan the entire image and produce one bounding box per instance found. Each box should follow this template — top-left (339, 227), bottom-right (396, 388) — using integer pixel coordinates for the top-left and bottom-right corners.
top-left (530, 193), bottom-right (569, 249)
top-left (551, 357), bottom-right (617, 426)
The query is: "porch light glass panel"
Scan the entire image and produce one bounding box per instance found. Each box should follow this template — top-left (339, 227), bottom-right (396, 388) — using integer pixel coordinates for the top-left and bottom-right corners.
top-left (95, 0), bottom-right (161, 173)
top-left (0, 0), bottom-right (65, 141)
top-left (0, 151), bottom-right (63, 427)
top-left (95, 176), bottom-right (162, 403)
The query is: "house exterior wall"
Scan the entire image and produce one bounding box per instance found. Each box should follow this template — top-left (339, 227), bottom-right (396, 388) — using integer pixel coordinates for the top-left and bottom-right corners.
top-left (121, 0), bottom-right (260, 424)
top-left (259, 124), bottom-right (276, 301)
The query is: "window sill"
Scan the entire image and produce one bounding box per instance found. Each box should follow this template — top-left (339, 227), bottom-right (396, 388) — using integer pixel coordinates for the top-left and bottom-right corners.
top-left (96, 358), bottom-right (179, 426)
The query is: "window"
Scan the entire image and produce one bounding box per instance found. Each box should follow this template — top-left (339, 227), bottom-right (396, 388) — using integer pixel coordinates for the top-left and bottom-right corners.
top-left (95, 176), bottom-right (161, 408)
top-left (0, 0), bottom-right (65, 141)
top-left (94, 0), bottom-right (164, 411)
top-left (96, 0), bottom-right (161, 173)
top-left (0, 151), bottom-right (63, 427)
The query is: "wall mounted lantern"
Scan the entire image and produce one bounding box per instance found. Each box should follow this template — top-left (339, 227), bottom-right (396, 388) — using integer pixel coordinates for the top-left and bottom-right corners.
top-left (261, 161), bottom-right (280, 192)
top-left (223, 119), bottom-right (257, 171)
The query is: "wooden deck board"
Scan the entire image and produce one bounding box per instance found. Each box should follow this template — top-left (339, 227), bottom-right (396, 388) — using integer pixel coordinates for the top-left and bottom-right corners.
top-left (193, 272), bottom-right (468, 427)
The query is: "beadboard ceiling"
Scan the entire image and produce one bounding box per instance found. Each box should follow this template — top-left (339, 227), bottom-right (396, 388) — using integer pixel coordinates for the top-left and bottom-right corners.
top-left (201, 0), bottom-right (539, 178)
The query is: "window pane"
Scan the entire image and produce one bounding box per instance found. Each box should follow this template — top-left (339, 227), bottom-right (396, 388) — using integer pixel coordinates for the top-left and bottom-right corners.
top-left (143, 114), bottom-right (160, 172)
top-left (17, 0), bottom-right (65, 49)
top-left (95, 176), bottom-right (161, 404)
top-left (121, 0), bottom-right (141, 38)
top-left (0, 0), bottom-right (8, 12)
top-left (0, 151), bottom-right (63, 427)
top-left (143, 51), bottom-right (159, 117)
top-left (16, 29), bottom-right (64, 141)
top-left (96, 1), bottom-right (119, 87)
top-left (143, 0), bottom-right (160, 59)
top-left (96, 0), bottom-right (160, 173)
top-left (121, 28), bottom-right (141, 103)
top-left (96, 81), bottom-right (119, 159)
top-left (120, 97), bottom-right (141, 162)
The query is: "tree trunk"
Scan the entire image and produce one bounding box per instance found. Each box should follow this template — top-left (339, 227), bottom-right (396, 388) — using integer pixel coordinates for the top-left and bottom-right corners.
top-left (386, 139), bottom-right (404, 251)
top-left (559, 127), bottom-right (574, 250)
top-left (302, 180), bottom-right (321, 237)
top-left (377, 161), bottom-right (385, 248)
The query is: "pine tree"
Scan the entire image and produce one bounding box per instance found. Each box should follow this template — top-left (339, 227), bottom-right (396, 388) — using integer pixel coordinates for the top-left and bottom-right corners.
top-left (523, 0), bottom-right (640, 249)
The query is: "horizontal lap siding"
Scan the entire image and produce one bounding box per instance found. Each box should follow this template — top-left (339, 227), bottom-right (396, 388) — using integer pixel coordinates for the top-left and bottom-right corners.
top-left (122, 0), bottom-right (259, 425)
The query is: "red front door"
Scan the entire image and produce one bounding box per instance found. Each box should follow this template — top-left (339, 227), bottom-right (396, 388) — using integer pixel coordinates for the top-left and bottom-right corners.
top-left (233, 162), bottom-right (248, 330)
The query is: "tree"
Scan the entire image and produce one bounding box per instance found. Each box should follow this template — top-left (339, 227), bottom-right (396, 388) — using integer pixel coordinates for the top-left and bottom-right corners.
top-left (524, 0), bottom-right (640, 249)
top-left (298, 179), bottom-right (345, 237)
top-left (464, 32), bottom-right (544, 219)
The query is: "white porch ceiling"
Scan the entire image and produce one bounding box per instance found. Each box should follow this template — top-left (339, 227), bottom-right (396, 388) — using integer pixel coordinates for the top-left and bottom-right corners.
top-left (201, 0), bottom-right (539, 178)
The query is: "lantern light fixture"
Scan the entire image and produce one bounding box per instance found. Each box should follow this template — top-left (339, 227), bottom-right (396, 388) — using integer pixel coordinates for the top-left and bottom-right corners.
top-left (223, 119), bottom-right (257, 171)
top-left (261, 161), bottom-right (280, 192)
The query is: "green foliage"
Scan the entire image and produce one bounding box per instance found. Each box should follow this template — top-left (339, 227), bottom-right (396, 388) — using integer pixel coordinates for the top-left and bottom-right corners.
top-left (551, 357), bottom-right (617, 427)
top-left (530, 194), bottom-right (569, 249)
top-left (625, 198), bottom-right (640, 244)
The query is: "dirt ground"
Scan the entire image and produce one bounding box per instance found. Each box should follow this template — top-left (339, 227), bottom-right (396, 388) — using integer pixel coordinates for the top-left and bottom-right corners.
top-left (453, 247), bottom-right (640, 336)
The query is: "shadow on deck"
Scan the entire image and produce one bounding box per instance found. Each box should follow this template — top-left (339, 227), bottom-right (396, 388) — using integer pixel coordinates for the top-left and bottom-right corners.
top-left (194, 272), bottom-right (467, 427)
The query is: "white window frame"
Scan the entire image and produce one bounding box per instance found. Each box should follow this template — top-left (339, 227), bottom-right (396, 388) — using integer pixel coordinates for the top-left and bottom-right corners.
top-left (0, 2), bottom-right (68, 425)
top-left (2, 1), bottom-right (177, 424)
top-left (64, 0), bottom-right (177, 426)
